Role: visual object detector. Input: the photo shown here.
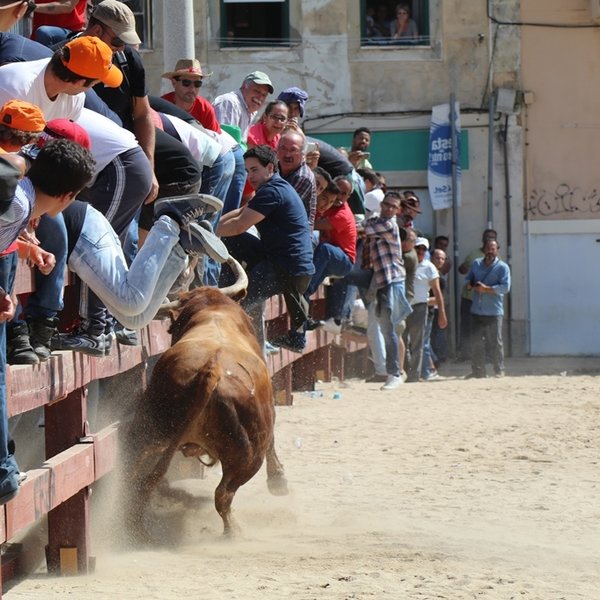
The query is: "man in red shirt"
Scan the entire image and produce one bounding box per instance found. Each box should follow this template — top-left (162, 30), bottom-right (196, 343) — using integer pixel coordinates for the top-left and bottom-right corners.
top-left (305, 181), bottom-right (357, 300)
top-left (31, 0), bottom-right (87, 47)
top-left (161, 58), bottom-right (221, 133)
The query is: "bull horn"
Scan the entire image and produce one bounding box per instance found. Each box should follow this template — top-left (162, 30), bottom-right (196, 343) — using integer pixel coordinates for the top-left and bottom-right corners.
top-left (219, 256), bottom-right (248, 297)
top-left (155, 299), bottom-right (180, 318)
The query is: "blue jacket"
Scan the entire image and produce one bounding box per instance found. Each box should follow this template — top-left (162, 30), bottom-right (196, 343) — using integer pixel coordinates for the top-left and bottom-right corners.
top-left (466, 257), bottom-right (510, 316)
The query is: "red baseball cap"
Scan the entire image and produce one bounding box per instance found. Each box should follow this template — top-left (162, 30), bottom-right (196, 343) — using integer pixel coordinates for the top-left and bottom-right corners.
top-left (43, 119), bottom-right (92, 150)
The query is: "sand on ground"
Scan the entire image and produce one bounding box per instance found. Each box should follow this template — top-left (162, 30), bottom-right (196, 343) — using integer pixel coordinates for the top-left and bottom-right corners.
top-left (5, 356), bottom-right (600, 600)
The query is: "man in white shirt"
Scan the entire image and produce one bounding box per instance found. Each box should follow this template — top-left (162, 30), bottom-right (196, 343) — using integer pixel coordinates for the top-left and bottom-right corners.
top-left (0, 35), bottom-right (122, 121)
top-left (403, 237), bottom-right (447, 382)
top-left (213, 71), bottom-right (273, 214)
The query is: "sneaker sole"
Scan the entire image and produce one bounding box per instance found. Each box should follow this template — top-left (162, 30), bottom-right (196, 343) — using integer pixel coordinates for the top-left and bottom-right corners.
top-left (182, 223), bottom-right (230, 263)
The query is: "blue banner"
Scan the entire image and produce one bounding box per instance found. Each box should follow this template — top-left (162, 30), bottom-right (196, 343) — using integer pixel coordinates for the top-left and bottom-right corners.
top-left (428, 102), bottom-right (461, 210)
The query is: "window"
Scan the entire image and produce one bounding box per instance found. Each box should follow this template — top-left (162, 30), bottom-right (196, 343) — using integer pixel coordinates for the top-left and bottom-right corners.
top-left (361, 0), bottom-right (430, 47)
top-left (220, 0), bottom-right (290, 48)
top-left (120, 0), bottom-right (153, 49)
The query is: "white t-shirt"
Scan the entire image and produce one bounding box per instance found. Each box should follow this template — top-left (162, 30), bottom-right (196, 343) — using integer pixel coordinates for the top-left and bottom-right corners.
top-left (76, 108), bottom-right (139, 175)
top-left (412, 258), bottom-right (439, 304)
top-left (162, 113), bottom-right (221, 168)
top-left (0, 59), bottom-right (84, 121)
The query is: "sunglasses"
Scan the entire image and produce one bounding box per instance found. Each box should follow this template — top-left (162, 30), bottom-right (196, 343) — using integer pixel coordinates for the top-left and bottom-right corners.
top-left (174, 77), bottom-right (202, 88)
top-left (100, 23), bottom-right (125, 47)
top-left (268, 114), bottom-right (287, 122)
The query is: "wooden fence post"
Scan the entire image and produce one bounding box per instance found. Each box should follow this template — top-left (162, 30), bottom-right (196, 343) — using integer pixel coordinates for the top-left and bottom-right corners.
top-left (44, 387), bottom-right (91, 575)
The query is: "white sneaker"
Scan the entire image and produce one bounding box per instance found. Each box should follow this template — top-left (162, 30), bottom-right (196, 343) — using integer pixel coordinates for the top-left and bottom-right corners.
top-left (381, 375), bottom-right (403, 390)
top-left (321, 318), bottom-right (342, 335)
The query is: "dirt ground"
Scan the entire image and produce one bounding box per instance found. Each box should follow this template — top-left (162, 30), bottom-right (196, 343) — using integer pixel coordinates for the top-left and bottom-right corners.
top-left (5, 356), bottom-right (600, 600)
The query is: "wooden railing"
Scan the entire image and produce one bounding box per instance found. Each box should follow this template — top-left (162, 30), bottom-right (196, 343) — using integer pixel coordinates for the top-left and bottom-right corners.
top-left (0, 260), bottom-right (368, 595)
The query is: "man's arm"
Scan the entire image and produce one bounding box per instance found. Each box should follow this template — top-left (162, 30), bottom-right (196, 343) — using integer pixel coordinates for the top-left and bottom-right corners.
top-left (131, 95), bottom-right (159, 204)
top-left (33, 0), bottom-right (79, 14)
top-left (217, 206), bottom-right (265, 237)
top-left (430, 278), bottom-right (448, 329)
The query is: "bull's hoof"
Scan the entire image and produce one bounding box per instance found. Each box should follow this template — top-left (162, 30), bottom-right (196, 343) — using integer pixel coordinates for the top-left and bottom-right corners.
top-left (267, 475), bottom-right (289, 496)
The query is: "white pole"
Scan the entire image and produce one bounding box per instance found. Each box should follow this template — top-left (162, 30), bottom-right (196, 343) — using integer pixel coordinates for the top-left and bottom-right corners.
top-left (162, 0), bottom-right (195, 76)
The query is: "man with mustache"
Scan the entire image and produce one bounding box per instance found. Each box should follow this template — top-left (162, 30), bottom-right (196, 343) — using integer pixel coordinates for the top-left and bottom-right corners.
top-left (464, 239), bottom-right (511, 379)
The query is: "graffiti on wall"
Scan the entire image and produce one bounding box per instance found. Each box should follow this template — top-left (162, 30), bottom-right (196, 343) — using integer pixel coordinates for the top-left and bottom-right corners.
top-left (527, 184), bottom-right (600, 217)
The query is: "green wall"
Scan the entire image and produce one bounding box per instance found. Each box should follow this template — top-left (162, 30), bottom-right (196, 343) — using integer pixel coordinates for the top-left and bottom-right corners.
top-left (308, 129), bottom-right (470, 172)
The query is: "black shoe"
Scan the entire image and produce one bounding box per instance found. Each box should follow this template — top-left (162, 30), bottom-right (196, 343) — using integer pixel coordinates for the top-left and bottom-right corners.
top-left (115, 326), bottom-right (139, 346)
top-left (179, 221), bottom-right (230, 263)
top-left (270, 330), bottom-right (306, 353)
top-left (304, 318), bottom-right (322, 331)
top-left (365, 373), bottom-right (388, 383)
top-left (27, 316), bottom-right (58, 361)
top-left (6, 322), bottom-right (39, 365)
top-left (154, 193), bottom-right (223, 226)
top-left (51, 327), bottom-right (111, 357)
top-left (464, 372), bottom-right (486, 379)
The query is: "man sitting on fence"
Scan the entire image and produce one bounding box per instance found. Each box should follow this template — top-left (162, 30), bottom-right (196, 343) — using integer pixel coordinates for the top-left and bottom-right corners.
top-left (217, 145), bottom-right (314, 353)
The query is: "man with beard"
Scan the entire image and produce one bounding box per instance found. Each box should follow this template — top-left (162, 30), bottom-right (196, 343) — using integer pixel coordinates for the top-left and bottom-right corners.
top-left (464, 239), bottom-right (510, 379)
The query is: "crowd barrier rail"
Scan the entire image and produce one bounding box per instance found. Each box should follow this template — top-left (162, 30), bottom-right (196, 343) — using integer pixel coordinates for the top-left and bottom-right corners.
top-left (0, 261), bottom-right (368, 595)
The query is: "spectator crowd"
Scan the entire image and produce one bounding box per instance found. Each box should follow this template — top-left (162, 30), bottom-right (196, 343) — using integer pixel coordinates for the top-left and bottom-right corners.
top-left (0, 0), bottom-right (511, 505)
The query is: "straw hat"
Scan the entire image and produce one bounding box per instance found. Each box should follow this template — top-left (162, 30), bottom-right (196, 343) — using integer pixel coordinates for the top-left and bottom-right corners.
top-left (162, 59), bottom-right (212, 80)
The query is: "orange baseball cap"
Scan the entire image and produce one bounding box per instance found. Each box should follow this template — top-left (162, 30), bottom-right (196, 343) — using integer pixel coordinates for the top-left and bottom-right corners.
top-left (0, 100), bottom-right (46, 133)
top-left (62, 36), bottom-right (123, 88)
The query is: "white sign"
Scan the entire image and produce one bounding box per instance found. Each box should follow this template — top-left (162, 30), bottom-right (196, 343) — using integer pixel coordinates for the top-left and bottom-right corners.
top-left (428, 102), bottom-right (461, 211)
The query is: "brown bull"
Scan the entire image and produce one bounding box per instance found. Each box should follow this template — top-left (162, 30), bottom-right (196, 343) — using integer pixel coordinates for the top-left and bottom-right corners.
top-left (123, 269), bottom-right (288, 538)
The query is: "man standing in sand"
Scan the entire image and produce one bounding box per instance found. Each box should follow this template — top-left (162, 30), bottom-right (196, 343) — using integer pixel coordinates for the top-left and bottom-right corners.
top-left (464, 239), bottom-right (510, 379)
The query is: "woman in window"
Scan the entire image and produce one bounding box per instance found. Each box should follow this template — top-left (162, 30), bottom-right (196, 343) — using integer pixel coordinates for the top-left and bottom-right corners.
top-left (390, 4), bottom-right (418, 41)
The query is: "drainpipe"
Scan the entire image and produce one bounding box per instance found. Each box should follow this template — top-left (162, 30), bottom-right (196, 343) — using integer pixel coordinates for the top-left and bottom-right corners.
top-left (500, 114), bottom-right (513, 357)
top-left (487, 93), bottom-right (495, 228)
top-left (450, 95), bottom-right (460, 355)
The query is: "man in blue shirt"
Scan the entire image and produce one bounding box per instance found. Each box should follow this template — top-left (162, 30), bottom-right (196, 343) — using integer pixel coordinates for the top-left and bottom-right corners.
top-left (217, 145), bottom-right (314, 353)
top-left (465, 239), bottom-right (511, 378)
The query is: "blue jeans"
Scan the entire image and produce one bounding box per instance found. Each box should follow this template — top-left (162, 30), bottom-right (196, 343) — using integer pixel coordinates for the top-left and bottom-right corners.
top-left (78, 147), bottom-right (153, 333)
top-left (421, 309), bottom-right (437, 378)
top-left (223, 145), bottom-right (245, 215)
top-left (375, 281), bottom-right (412, 377)
top-left (33, 26), bottom-right (73, 48)
top-left (68, 208), bottom-right (187, 330)
top-left (325, 247), bottom-right (368, 320)
top-left (202, 150), bottom-right (235, 286)
top-left (305, 243), bottom-right (353, 298)
top-left (23, 213), bottom-right (68, 320)
top-left (0, 253), bottom-right (20, 495)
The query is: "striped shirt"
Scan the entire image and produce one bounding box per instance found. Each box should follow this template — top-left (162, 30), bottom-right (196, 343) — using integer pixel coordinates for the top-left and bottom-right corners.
top-left (0, 178), bottom-right (34, 252)
top-left (363, 216), bottom-right (405, 288)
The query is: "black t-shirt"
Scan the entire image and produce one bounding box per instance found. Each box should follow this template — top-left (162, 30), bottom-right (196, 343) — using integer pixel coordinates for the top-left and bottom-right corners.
top-left (307, 136), bottom-right (353, 178)
top-left (62, 200), bottom-right (88, 259)
top-left (93, 47), bottom-right (148, 131)
top-left (153, 128), bottom-right (200, 187)
top-left (150, 95), bottom-right (197, 125)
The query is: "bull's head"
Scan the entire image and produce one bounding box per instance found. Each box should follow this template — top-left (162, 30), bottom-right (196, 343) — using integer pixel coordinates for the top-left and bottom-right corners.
top-left (157, 256), bottom-right (248, 321)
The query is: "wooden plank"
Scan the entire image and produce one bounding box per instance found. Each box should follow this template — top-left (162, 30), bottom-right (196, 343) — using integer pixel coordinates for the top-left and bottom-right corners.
top-left (92, 424), bottom-right (119, 480)
top-left (44, 445), bottom-right (95, 507)
top-left (7, 321), bottom-right (173, 419)
top-left (4, 469), bottom-right (51, 540)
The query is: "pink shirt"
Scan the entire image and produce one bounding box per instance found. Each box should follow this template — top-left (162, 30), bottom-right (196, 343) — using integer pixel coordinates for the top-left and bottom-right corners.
top-left (247, 122), bottom-right (280, 149)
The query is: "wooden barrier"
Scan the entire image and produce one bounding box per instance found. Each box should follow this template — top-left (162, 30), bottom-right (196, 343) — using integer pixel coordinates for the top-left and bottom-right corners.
top-left (0, 260), bottom-right (368, 595)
